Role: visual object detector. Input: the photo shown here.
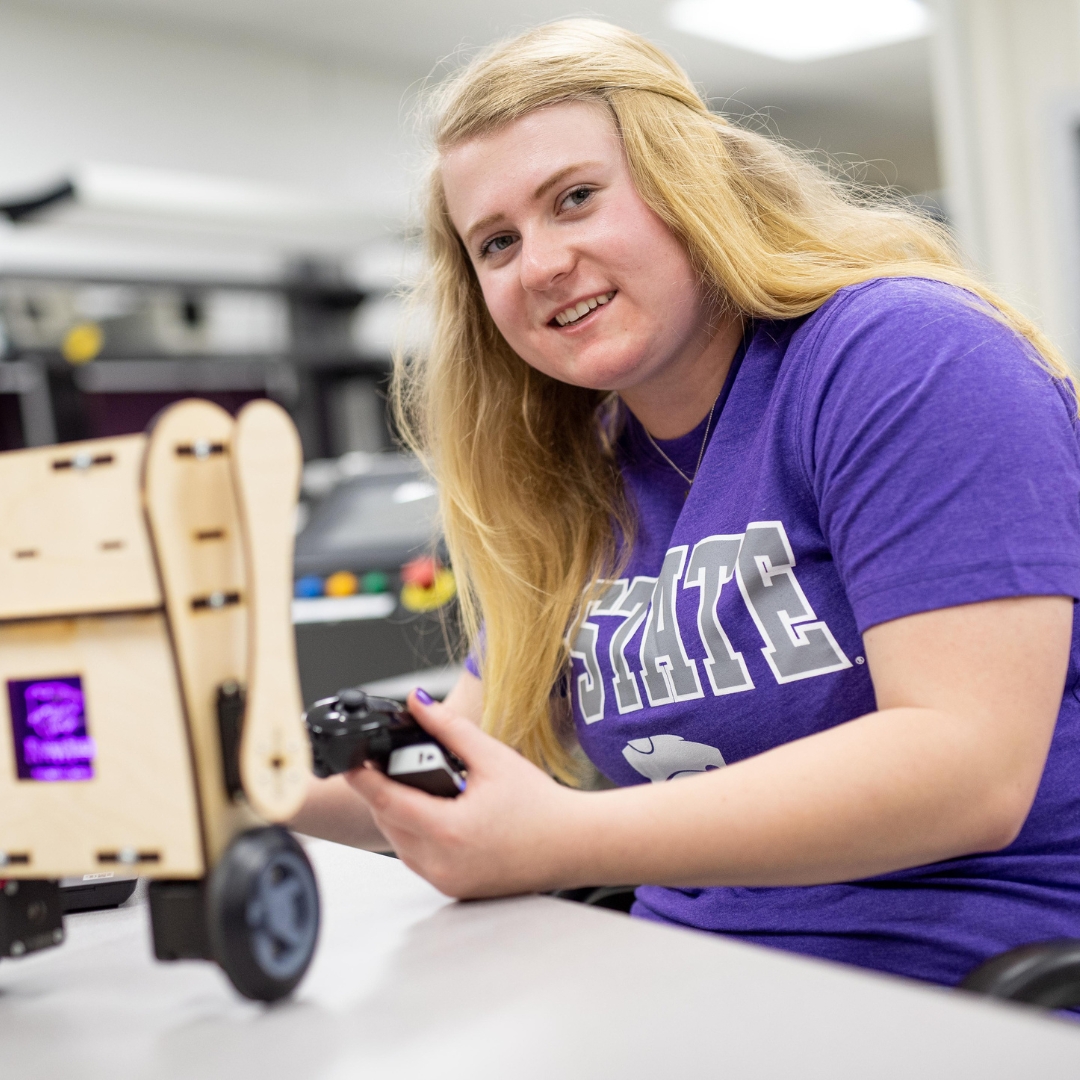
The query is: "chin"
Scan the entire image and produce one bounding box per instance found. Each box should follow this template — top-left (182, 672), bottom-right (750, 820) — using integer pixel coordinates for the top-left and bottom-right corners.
top-left (529, 352), bottom-right (648, 394)
top-left (541, 368), bottom-right (635, 393)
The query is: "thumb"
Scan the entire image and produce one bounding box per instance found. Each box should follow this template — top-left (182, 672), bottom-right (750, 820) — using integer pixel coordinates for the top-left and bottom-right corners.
top-left (406, 688), bottom-right (496, 768)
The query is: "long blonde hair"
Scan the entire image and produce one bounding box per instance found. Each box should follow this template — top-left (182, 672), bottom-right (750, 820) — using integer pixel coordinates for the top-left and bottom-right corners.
top-left (393, 18), bottom-right (1069, 782)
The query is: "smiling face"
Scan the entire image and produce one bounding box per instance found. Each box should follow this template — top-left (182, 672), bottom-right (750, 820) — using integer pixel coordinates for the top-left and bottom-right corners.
top-left (440, 99), bottom-right (741, 438)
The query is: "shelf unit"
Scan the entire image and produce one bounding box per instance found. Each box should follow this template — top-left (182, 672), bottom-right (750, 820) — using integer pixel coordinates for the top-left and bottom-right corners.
top-left (0, 268), bottom-right (394, 459)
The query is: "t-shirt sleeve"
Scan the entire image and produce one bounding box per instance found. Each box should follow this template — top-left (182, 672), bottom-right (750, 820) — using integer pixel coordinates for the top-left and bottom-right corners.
top-left (798, 279), bottom-right (1080, 633)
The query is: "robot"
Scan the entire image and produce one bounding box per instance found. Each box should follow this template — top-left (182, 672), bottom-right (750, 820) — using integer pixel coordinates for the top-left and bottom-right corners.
top-left (0, 399), bottom-right (317, 1001)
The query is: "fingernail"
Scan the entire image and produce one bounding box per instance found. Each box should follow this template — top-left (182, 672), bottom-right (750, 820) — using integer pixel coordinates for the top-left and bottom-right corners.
top-left (415, 687), bottom-right (434, 705)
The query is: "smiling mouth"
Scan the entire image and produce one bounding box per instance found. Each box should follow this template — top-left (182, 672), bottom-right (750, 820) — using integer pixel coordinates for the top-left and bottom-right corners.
top-left (550, 291), bottom-right (616, 328)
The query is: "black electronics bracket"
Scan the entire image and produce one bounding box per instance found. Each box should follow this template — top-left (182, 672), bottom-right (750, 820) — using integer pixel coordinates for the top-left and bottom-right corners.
top-left (148, 879), bottom-right (212, 962)
top-left (0, 879), bottom-right (63, 958)
top-left (216, 680), bottom-right (246, 800)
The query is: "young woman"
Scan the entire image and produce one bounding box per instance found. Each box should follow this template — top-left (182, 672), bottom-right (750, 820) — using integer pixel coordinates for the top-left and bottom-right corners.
top-left (292, 19), bottom-right (1080, 992)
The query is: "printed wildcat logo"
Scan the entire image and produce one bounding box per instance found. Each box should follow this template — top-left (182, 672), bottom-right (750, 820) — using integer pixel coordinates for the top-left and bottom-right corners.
top-left (25, 681), bottom-right (85, 739)
top-left (622, 734), bottom-right (726, 782)
top-left (13, 678), bottom-right (95, 781)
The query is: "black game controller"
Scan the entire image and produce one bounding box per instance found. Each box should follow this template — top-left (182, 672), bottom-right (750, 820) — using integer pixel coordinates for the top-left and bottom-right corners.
top-left (304, 688), bottom-right (466, 798)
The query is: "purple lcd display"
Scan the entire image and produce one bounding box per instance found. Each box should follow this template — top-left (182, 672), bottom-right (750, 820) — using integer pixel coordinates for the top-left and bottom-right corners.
top-left (8, 676), bottom-right (95, 781)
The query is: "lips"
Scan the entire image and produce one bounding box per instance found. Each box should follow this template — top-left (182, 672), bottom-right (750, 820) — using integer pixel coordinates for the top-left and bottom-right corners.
top-left (551, 291), bottom-right (615, 327)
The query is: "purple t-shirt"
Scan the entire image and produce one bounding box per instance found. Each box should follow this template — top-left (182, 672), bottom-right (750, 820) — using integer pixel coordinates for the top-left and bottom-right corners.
top-left (568, 277), bottom-right (1080, 988)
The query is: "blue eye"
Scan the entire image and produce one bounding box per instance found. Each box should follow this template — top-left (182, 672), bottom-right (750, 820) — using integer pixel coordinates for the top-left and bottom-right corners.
top-left (560, 186), bottom-right (593, 211)
top-left (480, 233), bottom-right (516, 257)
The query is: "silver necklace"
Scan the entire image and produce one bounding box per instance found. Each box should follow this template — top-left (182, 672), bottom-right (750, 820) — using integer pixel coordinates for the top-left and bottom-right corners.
top-left (643, 396), bottom-right (718, 490)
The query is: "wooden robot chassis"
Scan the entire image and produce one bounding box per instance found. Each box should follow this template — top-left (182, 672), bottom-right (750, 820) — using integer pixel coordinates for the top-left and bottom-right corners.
top-left (0, 398), bottom-right (317, 1000)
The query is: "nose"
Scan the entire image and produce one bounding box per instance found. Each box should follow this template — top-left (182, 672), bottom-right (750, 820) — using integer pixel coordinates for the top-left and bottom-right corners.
top-left (518, 224), bottom-right (575, 294)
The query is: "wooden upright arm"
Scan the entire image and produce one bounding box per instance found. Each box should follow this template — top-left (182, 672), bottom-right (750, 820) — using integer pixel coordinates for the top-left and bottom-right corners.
top-left (231, 401), bottom-right (311, 822)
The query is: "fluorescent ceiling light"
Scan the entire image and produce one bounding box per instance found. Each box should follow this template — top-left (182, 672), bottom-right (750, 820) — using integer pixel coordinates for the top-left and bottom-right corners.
top-left (667, 0), bottom-right (930, 62)
top-left (74, 162), bottom-right (358, 224)
top-left (0, 162), bottom-right (385, 266)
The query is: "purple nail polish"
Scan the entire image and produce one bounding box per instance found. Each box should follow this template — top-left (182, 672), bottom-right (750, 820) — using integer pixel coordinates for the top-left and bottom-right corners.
top-left (415, 687), bottom-right (434, 705)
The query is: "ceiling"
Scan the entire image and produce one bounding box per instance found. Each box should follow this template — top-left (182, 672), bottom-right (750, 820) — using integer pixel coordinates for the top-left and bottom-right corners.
top-left (18, 0), bottom-right (941, 193)
top-left (19, 0), bottom-right (930, 97)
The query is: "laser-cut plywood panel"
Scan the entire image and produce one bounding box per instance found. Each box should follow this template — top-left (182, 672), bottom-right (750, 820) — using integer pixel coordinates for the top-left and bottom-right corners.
top-left (0, 613), bottom-right (204, 878)
top-left (0, 436), bottom-right (161, 621)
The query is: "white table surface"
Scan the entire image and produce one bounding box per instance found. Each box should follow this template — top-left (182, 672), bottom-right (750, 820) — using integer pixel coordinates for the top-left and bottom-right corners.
top-left (2, 839), bottom-right (1079, 1079)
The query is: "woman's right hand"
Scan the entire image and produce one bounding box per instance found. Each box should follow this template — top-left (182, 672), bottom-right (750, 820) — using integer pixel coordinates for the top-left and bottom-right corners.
top-left (287, 668), bottom-right (485, 850)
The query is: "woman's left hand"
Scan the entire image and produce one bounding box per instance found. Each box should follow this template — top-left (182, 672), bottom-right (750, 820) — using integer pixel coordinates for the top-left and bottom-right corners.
top-left (344, 690), bottom-right (584, 898)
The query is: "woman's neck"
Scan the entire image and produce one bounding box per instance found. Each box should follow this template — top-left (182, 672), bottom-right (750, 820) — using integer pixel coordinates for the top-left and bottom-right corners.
top-left (619, 312), bottom-right (745, 439)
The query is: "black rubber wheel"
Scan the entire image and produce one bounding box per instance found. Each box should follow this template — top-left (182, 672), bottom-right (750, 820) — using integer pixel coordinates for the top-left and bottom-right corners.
top-left (207, 827), bottom-right (320, 1002)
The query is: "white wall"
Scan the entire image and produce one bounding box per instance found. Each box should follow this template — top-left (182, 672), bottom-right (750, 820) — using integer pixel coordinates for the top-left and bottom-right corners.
top-left (930, 0), bottom-right (1080, 366)
top-left (0, 4), bottom-right (418, 250)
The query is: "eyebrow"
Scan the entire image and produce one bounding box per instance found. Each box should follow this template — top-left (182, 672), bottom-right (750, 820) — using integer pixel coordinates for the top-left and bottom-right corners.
top-left (463, 160), bottom-right (604, 246)
top-left (533, 162), bottom-right (600, 201)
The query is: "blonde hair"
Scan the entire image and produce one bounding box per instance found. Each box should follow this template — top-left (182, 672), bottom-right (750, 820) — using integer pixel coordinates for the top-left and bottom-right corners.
top-left (393, 18), bottom-right (1070, 782)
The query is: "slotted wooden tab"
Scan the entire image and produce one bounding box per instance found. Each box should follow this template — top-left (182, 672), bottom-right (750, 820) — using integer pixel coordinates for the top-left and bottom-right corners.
top-left (231, 400), bottom-right (310, 821)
